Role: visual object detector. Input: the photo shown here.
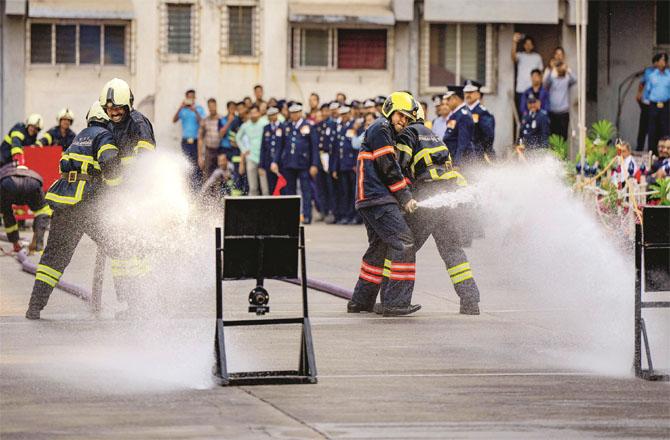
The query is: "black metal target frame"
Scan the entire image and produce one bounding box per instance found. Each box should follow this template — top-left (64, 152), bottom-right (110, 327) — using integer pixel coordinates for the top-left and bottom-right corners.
top-left (213, 196), bottom-right (317, 386)
top-left (634, 206), bottom-right (670, 381)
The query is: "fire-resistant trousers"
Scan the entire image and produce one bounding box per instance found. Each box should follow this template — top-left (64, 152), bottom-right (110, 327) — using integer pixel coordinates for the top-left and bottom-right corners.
top-left (351, 203), bottom-right (416, 308)
top-left (27, 201), bottom-right (147, 313)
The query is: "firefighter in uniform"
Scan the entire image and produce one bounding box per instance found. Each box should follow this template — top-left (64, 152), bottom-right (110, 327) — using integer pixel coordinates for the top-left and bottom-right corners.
top-left (100, 78), bottom-right (156, 317)
top-left (348, 91), bottom-right (421, 317)
top-left (395, 106), bottom-right (481, 314)
top-left (0, 163), bottom-right (51, 253)
top-left (37, 108), bottom-right (76, 148)
top-left (260, 106), bottom-right (283, 194)
top-left (24, 102), bottom-right (124, 320)
top-left (270, 102), bottom-right (319, 224)
top-left (1, 114), bottom-right (43, 167)
top-left (331, 105), bottom-right (358, 224)
top-left (463, 80), bottom-right (495, 162)
top-left (443, 86), bottom-right (475, 166)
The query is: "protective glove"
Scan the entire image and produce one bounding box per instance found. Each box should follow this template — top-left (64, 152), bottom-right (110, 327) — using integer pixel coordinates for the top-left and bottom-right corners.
top-left (404, 199), bottom-right (419, 214)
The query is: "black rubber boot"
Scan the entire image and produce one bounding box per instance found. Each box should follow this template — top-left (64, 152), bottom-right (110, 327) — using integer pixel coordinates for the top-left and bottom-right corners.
top-left (378, 304), bottom-right (422, 317)
top-left (347, 300), bottom-right (374, 313)
top-left (459, 300), bottom-right (480, 315)
top-left (25, 299), bottom-right (43, 320)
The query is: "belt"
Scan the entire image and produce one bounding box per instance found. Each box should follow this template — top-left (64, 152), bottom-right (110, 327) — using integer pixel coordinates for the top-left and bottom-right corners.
top-left (62, 171), bottom-right (92, 183)
top-left (183, 138), bottom-right (196, 144)
top-left (650, 101), bottom-right (668, 109)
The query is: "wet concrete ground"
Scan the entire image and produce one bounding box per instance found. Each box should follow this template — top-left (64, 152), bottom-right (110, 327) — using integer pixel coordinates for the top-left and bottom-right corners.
top-left (1, 223), bottom-right (668, 439)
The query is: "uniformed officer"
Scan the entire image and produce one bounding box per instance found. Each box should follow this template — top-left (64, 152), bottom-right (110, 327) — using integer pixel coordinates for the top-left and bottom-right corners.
top-left (270, 102), bottom-right (319, 224)
top-left (37, 108), bottom-right (76, 148)
top-left (314, 107), bottom-right (336, 223)
top-left (519, 93), bottom-right (551, 148)
top-left (99, 78), bottom-right (156, 318)
top-left (331, 105), bottom-right (358, 224)
top-left (24, 101), bottom-right (124, 320)
top-left (1, 114), bottom-right (43, 167)
top-left (0, 162), bottom-right (51, 253)
top-left (348, 91), bottom-right (421, 317)
top-left (395, 106), bottom-right (481, 314)
top-left (443, 86), bottom-right (475, 166)
top-left (260, 106), bottom-right (283, 194)
top-left (463, 80), bottom-right (495, 162)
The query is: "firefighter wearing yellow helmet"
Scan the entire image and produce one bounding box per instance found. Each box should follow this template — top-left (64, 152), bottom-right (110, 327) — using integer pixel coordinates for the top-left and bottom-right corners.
top-left (37, 108), bottom-right (76, 148)
top-left (0, 114), bottom-right (43, 166)
top-left (25, 101), bottom-right (127, 320)
top-left (393, 91), bottom-right (481, 315)
top-left (99, 78), bottom-right (155, 166)
top-left (346, 91), bottom-right (422, 317)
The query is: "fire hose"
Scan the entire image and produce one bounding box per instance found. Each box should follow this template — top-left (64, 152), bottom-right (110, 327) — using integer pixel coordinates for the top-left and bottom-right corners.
top-left (1, 233), bottom-right (353, 309)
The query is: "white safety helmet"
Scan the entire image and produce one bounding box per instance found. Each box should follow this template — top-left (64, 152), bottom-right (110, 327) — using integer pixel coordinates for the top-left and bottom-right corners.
top-left (26, 113), bottom-right (44, 130)
top-left (86, 101), bottom-right (111, 124)
top-left (57, 108), bottom-right (75, 123)
top-left (99, 78), bottom-right (134, 110)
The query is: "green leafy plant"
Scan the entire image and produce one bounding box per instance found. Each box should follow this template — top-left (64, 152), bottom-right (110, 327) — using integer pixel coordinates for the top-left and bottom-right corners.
top-left (589, 119), bottom-right (617, 146)
top-left (599, 177), bottom-right (619, 211)
top-left (649, 178), bottom-right (670, 206)
top-left (548, 134), bottom-right (568, 161)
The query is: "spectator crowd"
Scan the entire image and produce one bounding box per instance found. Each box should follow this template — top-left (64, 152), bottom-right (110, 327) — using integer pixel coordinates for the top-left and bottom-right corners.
top-left (173, 85), bottom-right (391, 224)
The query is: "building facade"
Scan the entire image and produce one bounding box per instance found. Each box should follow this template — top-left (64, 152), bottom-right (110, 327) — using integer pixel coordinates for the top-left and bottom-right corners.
top-left (1, 0), bottom-right (667, 155)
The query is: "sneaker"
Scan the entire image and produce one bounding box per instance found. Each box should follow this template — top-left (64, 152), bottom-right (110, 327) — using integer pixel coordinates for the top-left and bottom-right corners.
top-left (335, 218), bottom-right (349, 225)
top-left (377, 304), bottom-right (422, 317)
top-left (347, 300), bottom-right (374, 313)
top-left (315, 212), bottom-right (326, 222)
top-left (324, 214), bottom-right (336, 224)
top-left (460, 300), bottom-right (480, 315)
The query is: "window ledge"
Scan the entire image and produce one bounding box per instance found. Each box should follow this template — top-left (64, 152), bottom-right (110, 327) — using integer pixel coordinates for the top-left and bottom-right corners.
top-left (291, 67), bottom-right (389, 73)
top-left (220, 55), bottom-right (259, 64)
top-left (160, 53), bottom-right (199, 63)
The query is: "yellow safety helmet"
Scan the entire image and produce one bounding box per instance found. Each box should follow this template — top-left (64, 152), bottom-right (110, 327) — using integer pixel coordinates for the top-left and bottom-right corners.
top-left (381, 91), bottom-right (418, 122)
top-left (57, 108), bottom-right (75, 122)
top-left (99, 78), bottom-right (134, 110)
top-left (86, 101), bottom-right (111, 124)
top-left (26, 113), bottom-right (44, 130)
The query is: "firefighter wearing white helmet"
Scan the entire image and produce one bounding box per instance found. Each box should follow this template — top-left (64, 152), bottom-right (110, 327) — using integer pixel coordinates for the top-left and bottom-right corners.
top-left (0, 114), bottom-right (43, 166)
top-left (99, 77), bottom-right (155, 319)
top-left (25, 101), bottom-right (126, 320)
top-left (346, 91), bottom-right (422, 317)
top-left (99, 77), bottom-right (155, 165)
top-left (37, 108), bottom-right (76, 148)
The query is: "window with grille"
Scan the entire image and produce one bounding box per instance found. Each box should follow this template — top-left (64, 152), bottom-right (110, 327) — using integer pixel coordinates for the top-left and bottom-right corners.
top-left (28, 21), bottom-right (128, 66)
top-left (30, 23), bottom-right (51, 64)
top-left (228, 5), bottom-right (253, 56)
top-left (302, 29), bottom-right (329, 67)
top-left (428, 23), bottom-right (489, 88)
top-left (292, 27), bottom-right (388, 70)
top-left (79, 25), bottom-right (101, 64)
top-left (167, 3), bottom-right (193, 54)
top-left (337, 29), bottom-right (387, 69)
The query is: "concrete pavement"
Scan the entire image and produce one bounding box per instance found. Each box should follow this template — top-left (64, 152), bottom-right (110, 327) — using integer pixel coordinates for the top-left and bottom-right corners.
top-left (0, 222), bottom-right (668, 439)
